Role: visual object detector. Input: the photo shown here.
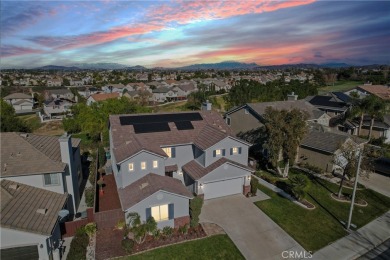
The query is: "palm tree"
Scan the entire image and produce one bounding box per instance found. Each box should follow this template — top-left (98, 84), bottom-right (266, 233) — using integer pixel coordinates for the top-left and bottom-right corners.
top-left (127, 212), bottom-right (157, 244)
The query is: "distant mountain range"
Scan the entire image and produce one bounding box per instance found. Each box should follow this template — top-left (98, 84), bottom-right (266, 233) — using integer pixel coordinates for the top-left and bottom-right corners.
top-left (5, 61), bottom-right (382, 71)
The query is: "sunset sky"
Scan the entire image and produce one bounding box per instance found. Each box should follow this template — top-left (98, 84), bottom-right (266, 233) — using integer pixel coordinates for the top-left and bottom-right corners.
top-left (1, 0), bottom-right (389, 68)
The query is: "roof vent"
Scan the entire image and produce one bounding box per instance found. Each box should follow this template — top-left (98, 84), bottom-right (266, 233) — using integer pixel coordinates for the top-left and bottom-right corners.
top-left (36, 208), bottom-right (48, 215)
top-left (17, 152), bottom-right (21, 156)
top-left (20, 133), bottom-right (29, 138)
top-left (9, 184), bottom-right (19, 190)
top-left (126, 141), bottom-right (132, 145)
top-left (139, 182), bottom-right (149, 190)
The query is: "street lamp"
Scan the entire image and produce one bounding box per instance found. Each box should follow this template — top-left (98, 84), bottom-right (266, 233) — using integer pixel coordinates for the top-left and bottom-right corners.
top-left (346, 144), bottom-right (365, 230)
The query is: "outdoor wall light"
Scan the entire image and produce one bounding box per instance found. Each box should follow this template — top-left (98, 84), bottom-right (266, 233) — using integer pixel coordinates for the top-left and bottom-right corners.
top-left (247, 176), bottom-right (251, 181)
top-left (199, 183), bottom-right (203, 188)
top-left (40, 244), bottom-right (44, 248)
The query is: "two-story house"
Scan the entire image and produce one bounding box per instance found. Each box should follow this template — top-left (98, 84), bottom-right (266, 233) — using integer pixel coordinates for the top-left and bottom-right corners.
top-left (43, 98), bottom-right (75, 119)
top-left (0, 132), bottom-right (81, 215)
top-left (3, 93), bottom-right (34, 113)
top-left (44, 89), bottom-right (74, 101)
top-left (109, 110), bottom-right (253, 228)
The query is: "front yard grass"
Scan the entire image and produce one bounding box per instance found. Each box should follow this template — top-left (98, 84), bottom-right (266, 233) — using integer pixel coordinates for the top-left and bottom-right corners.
top-left (255, 170), bottom-right (390, 252)
top-left (125, 235), bottom-right (244, 260)
top-left (318, 80), bottom-right (362, 94)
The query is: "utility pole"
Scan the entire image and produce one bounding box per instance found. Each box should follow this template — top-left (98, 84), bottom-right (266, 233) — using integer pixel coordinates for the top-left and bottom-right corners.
top-left (346, 147), bottom-right (363, 230)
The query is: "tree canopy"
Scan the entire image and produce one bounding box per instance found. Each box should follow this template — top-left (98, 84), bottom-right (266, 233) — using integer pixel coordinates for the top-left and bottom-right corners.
top-left (62, 97), bottom-right (150, 143)
top-left (0, 100), bottom-right (31, 132)
top-left (262, 107), bottom-right (308, 176)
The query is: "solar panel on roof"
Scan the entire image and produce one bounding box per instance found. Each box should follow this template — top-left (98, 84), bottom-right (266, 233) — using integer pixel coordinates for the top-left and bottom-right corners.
top-left (133, 122), bottom-right (171, 134)
top-left (119, 112), bottom-right (203, 125)
top-left (175, 121), bottom-right (194, 130)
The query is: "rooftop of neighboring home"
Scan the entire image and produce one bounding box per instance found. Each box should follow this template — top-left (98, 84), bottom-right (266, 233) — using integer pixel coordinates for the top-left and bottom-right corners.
top-left (226, 100), bottom-right (326, 121)
top-left (109, 111), bottom-right (235, 163)
top-left (90, 92), bottom-right (120, 102)
top-left (344, 116), bottom-right (390, 130)
top-left (0, 132), bottom-right (80, 177)
top-left (301, 130), bottom-right (366, 154)
top-left (3, 93), bottom-right (32, 100)
top-left (46, 89), bottom-right (72, 95)
top-left (356, 84), bottom-right (390, 100)
top-left (306, 95), bottom-right (349, 112)
top-left (177, 83), bottom-right (196, 92)
top-left (152, 86), bottom-right (172, 93)
top-left (1, 179), bottom-right (68, 236)
top-left (44, 98), bottom-right (75, 106)
top-left (118, 173), bottom-right (193, 210)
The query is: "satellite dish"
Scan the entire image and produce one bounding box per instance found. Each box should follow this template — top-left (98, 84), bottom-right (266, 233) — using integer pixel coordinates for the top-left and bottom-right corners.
top-left (58, 209), bottom-right (70, 221)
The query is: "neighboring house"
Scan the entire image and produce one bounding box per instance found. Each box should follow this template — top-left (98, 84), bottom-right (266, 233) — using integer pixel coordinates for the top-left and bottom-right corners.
top-left (109, 109), bottom-right (253, 228)
top-left (86, 93), bottom-right (120, 105)
top-left (0, 179), bottom-right (67, 260)
top-left (47, 78), bottom-right (63, 87)
top-left (341, 116), bottom-right (390, 143)
top-left (3, 93), bottom-right (34, 113)
top-left (43, 99), bottom-right (75, 119)
top-left (152, 87), bottom-right (177, 102)
top-left (44, 89), bottom-right (74, 101)
top-left (306, 94), bottom-right (350, 117)
top-left (224, 100), bottom-right (331, 135)
top-left (173, 83), bottom-right (196, 100)
top-left (0, 132), bottom-right (81, 214)
top-left (77, 87), bottom-right (100, 98)
top-left (345, 84), bottom-right (390, 101)
top-left (103, 83), bottom-right (125, 93)
top-left (297, 130), bottom-right (366, 172)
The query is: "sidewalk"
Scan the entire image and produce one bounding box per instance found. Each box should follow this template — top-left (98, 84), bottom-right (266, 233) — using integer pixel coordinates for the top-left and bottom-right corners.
top-left (312, 210), bottom-right (390, 260)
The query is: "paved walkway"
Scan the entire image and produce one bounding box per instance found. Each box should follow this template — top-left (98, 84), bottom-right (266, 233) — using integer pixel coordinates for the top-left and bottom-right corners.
top-left (249, 188), bottom-right (271, 202)
top-left (313, 210), bottom-right (390, 260)
top-left (200, 194), bottom-right (307, 260)
top-left (359, 172), bottom-right (390, 198)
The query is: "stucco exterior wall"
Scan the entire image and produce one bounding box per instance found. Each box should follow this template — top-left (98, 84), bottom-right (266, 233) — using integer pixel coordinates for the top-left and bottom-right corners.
top-left (297, 146), bottom-right (334, 172)
top-left (199, 164), bottom-right (251, 184)
top-left (125, 191), bottom-right (190, 229)
top-left (205, 137), bottom-right (249, 166)
top-left (119, 151), bottom-right (165, 188)
top-left (164, 144), bottom-right (194, 171)
top-left (226, 107), bottom-right (263, 135)
top-left (3, 173), bottom-right (65, 194)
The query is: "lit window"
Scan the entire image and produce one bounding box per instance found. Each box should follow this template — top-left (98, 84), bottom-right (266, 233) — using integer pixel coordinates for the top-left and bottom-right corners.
top-left (232, 147), bottom-right (238, 154)
top-left (153, 160), bottom-right (158, 168)
top-left (215, 149), bottom-right (221, 156)
top-left (128, 163), bottom-right (134, 171)
top-left (141, 162), bottom-right (146, 170)
top-left (44, 173), bottom-right (59, 185)
top-left (162, 147), bottom-right (172, 158)
top-left (151, 204), bottom-right (169, 221)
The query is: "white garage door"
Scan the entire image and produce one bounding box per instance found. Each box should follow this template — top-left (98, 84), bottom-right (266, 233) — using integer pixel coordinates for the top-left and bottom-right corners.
top-left (203, 177), bottom-right (243, 200)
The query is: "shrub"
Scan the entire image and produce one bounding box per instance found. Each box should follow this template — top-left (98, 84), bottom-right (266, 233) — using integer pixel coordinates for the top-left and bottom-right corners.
top-left (85, 187), bottom-right (95, 207)
top-left (121, 239), bottom-right (135, 254)
top-left (84, 222), bottom-right (97, 239)
top-left (116, 219), bottom-right (126, 230)
top-left (290, 174), bottom-right (310, 200)
top-left (190, 196), bottom-right (203, 227)
top-left (179, 224), bottom-right (189, 235)
top-left (152, 229), bottom-right (162, 239)
top-left (67, 227), bottom-right (89, 260)
top-left (162, 226), bottom-right (174, 238)
top-left (250, 177), bottom-right (259, 195)
top-left (98, 145), bottom-right (106, 168)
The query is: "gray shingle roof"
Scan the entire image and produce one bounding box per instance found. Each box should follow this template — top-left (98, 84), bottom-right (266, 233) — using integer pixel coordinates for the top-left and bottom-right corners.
top-left (0, 133), bottom-right (80, 177)
top-left (300, 131), bottom-right (365, 154)
top-left (3, 93), bottom-right (32, 100)
top-left (182, 158), bottom-right (254, 180)
top-left (247, 100), bottom-right (326, 121)
top-left (1, 179), bottom-right (68, 236)
top-left (118, 173), bottom-right (193, 210)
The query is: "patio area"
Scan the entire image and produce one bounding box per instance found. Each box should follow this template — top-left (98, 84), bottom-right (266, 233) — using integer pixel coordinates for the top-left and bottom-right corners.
top-left (97, 174), bottom-right (121, 212)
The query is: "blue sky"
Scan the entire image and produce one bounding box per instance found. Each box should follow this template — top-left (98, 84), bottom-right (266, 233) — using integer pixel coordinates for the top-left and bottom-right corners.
top-left (1, 0), bottom-right (389, 68)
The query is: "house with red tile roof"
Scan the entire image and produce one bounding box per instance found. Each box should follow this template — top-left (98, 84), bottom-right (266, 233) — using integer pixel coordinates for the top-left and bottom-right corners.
top-left (86, 92), bottom-right (120, 105)
top-left (109, 108), bottom-right (253, 228)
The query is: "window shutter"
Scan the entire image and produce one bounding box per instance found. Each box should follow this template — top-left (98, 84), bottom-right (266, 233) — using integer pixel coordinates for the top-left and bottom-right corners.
top-left (146, 208), bottom-right (151, 220)
top-left (213, 150), bottom-right (216, 157)
top-left (222, 149), bottom-right (226, 156)
top-left (239, 147), bottom-right (242, 154)
top-left (172, 147), bottom-right (176, 158)
top-left (230, 148), bottom-right (233, 155)
top-left (168, 204), bottom-right (174, 220)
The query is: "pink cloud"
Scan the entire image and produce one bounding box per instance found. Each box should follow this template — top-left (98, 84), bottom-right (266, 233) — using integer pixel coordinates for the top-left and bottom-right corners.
top-left (0, 45), bottom-right (43, 57)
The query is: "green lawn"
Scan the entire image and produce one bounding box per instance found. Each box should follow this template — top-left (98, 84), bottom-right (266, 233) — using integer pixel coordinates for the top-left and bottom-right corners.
top-left (255, 170), bottom-right (390, 252)
top-left (318, 80), bottom-right (363, 94)
top-left (17, 114), bottom-right (42, 131)
top-left (125, 235), bottom-right (244, 260)
top-left (157, 101), bottom-right (190, 112)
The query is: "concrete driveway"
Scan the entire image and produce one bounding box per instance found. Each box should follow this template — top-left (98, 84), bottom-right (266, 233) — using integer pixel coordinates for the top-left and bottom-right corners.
top-left (359, 172), bottom-right (390, 198)
top-left (200, 194), bottom-right (306, 260)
